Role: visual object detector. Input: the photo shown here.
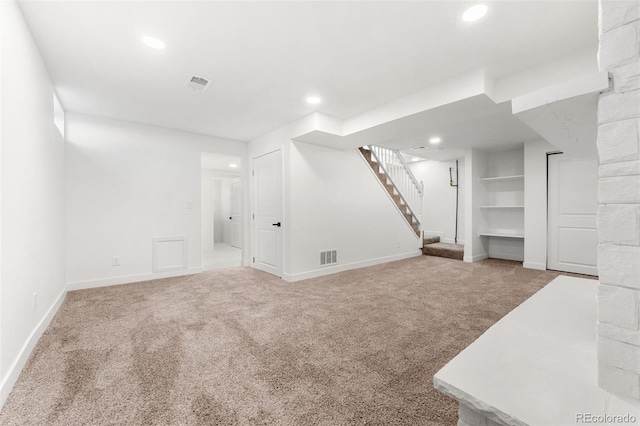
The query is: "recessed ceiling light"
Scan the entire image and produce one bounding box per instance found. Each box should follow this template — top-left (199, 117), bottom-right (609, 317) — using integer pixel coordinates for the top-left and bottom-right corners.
top-left (412, 157), bottom-right (421, 162)
top-left (229, 163), bottom-right (238, 168)
top-left (462, 4), bottom-right (488, 22)
top-left (306, 96), bottom-right (322, 104)
top-left (411, 146), bottom-right (428, 150)
top-left (429, 137), bottom-right (442, 144)
top-left (142, 36), bottom-right (165, 50)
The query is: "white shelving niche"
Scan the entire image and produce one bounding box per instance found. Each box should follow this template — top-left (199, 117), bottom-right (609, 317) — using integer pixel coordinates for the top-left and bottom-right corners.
top-left (478, 147), bottom-right (525, 262)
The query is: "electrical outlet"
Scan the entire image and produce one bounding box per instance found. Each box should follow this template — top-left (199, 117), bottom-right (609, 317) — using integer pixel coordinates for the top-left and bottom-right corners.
top-left (112, 257), bottom-right (120, 266)
top-left (33, 292), bottom-right (37, 311)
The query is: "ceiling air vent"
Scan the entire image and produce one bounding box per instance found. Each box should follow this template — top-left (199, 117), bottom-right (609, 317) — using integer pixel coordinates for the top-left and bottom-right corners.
top-left (186, 76), bottom-right (212, 92)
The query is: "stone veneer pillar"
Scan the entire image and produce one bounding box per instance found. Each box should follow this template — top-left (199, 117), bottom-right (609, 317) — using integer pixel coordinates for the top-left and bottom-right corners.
top-left (596, 0), bottom-right (640, 401)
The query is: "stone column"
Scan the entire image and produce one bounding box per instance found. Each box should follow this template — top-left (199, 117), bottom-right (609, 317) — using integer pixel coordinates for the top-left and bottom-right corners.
top-left (596, 0), bottom-right (640, 401)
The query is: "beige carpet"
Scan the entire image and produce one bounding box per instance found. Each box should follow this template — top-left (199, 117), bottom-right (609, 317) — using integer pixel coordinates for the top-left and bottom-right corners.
top-left (0, 257), bottom-right (575, 425)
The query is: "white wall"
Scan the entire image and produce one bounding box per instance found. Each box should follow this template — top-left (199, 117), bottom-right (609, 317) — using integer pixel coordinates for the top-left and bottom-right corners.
top-left (0, 0), bottom-right (66, 407)
top-left (65, 113), bottom-right (249, 289)
top-left (491, 47), bottom-right (598, 103)
top-left (201, 171), bottom-right (214, 253)
top-left (409, 159), bottom-right (465, 244)
top-left (249, 114), bottom-right (423, 281)
top-left (286, 141), bottom-right (421, 280)
top-left (249, 115), bottom-right (319, 275)
top-left (464, 149), bottom-right (488, 262)
top-left (524, 140), bottom-right (556, 270)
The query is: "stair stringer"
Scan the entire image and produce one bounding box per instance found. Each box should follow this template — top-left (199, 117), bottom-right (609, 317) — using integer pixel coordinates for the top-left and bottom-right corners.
top-left (358, 147), bottom-right (422, 239)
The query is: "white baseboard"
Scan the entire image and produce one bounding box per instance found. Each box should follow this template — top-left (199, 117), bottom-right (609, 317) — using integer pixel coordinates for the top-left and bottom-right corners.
top-left (0, 286), bottom-right (67, 409)
top-left (489, 252), bottom-right (524, 262)
top-left (282, 250), bottom-right (422, 282)
top-left (523, 261), bottom-right (547, 271)
top-left (67, 267), bottom-right (204, 291)
top-left (464, 253), bottom-right (488, 263)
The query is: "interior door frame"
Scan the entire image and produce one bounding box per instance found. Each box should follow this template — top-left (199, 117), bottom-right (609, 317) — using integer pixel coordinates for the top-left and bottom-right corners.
top-left (230, 178), bottom-right (242, 249)
top-left (546, 151), bottom-right (561, 271)
top-left (200, 153), bottom-right (245, 265)
top-left (251, 149), bottom-right (284, 277)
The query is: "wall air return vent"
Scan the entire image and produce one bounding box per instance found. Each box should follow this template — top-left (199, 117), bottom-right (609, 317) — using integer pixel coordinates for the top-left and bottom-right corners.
top-left (187, 76), bottom-right (212, 92)
top-left (320, 250), bottom-right (338, 266)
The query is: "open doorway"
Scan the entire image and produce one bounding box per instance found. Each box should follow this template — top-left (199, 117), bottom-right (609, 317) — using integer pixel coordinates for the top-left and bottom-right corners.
top-left (201, 153), bottom-right (242, 270)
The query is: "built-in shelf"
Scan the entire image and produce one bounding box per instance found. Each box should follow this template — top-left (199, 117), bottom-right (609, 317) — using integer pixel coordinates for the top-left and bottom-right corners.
top-left (479, 206), bottom-right (524, 209)
top-left (479, 231), bottom-right (525, 239)
top-left (479, 175), bottom-right (524, 182)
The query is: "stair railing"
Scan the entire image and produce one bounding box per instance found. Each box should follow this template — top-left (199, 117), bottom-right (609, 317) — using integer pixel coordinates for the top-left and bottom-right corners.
top-left (365, 145), bottom-right (424, 226)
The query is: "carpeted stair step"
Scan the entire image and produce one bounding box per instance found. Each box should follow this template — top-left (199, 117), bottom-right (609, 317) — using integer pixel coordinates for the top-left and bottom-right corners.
top-left (422, 242), bottom-right (464, 261)
top-left (423, 235), bottom-right (440, 245)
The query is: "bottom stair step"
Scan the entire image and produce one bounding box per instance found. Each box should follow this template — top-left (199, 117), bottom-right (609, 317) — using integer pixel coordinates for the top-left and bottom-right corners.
top-left (423, 235), bottom-right (441, 245)
top-left (422, 242), bottom-right (464, 261)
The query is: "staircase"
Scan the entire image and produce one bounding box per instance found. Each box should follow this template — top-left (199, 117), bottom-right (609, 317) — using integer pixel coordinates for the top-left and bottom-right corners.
top-left (359, 145), bottom-right (423, 237)
top-left (422, 235), bottom-right (464, 260)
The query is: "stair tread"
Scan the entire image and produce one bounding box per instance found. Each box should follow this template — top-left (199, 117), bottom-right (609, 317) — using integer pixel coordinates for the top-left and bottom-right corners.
top-left (422, 242), bottom-right (464, 261)
top-left (425, 242), bottom-right (464, 251)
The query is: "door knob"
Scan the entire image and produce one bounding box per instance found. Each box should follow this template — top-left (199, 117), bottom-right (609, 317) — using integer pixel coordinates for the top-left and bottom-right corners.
top-left (272, 222), bottom-right (281, 227)
top-left (229, 216), bottom-right (232, 220)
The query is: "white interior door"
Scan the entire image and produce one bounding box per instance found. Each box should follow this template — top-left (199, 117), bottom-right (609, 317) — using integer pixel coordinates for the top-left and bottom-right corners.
top-left (230, 179), bottom-right (242, 248)
top-left (547, 153), bottom-right (598, 276)
top-left (252, 150), bottom-right (283, 276)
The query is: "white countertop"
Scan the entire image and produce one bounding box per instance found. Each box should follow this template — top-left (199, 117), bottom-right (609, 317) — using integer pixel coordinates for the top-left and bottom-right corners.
top-left (434, 275), bottom-right (640, 426)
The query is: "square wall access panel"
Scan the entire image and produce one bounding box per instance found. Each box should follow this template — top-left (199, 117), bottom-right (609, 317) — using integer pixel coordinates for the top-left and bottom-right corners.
top-left (153, 236), bottom-right (188, 273)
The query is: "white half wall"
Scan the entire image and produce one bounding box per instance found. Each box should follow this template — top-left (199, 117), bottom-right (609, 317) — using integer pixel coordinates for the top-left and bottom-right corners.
top-left (524, 139), bottom-right (556, 270)
top-left (1, 0), bottom-right (66, 407)
top-left (65, 113), bottom-right (249, 289)
top-left (409, 159), bottom-right (465, 244)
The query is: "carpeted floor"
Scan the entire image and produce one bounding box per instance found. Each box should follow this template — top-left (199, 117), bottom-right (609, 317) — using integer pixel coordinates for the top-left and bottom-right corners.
top-left (0, 256), bottom-right (575, 425)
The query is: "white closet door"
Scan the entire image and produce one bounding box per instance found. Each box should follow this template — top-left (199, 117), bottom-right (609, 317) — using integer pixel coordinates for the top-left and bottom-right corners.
top-left (547, 153), bottom-right (598, 276)
top-left (252, 150), bottom-right (283, 277)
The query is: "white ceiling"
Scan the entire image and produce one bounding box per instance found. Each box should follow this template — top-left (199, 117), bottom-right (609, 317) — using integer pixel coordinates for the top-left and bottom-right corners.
top-left (294, 94), bottom-right (541, 160)
top-left (19, 1), bottom-right (598, 142)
